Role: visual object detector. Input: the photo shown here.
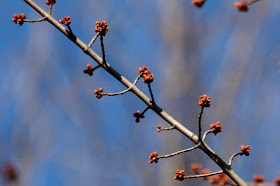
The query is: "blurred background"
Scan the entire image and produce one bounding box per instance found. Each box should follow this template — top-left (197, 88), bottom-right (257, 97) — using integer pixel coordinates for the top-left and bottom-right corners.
top-left (1, 0), bottom-right (280, 185)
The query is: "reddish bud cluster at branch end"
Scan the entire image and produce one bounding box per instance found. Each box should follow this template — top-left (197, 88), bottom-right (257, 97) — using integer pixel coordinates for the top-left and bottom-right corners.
top-left (12, 13), bottom-right (26, 26)
top-left (192, 0), bottom-right (206, 7)
top-left (274, 171), bottom-right (280, 184)
top-left (2, 163), bottom-right (17, 182)
top-left (94, 88), bottom-right (104, 99)
top-left (46, 0), bottom-right (56, 5)
top-left (234, 0), bottom-right (248, 12)
top-left (253, 175), bottom-right (264, 183)
top-left (148, 152), bottom-right (158, 163)
top-left (138, 66), bottom-right (154, 84)
top-left (59, 16), bottom-right (71, 26)
top-left (174, 170), bottom-right (185, 181)
top-left (95, 21), bottom-right (109, 36)
top-left (132, 110), bottom-right (145, 123)
top-left (83, 64), bottom-right (94, 76)
top-left (198, 94), bottom-right (210, 107)
top-left (156, 125), bottom-right (161, 132)
top-left (210, 121), bottom-right (222, 135)
top-left (240, 145), bottom-right (250, 156)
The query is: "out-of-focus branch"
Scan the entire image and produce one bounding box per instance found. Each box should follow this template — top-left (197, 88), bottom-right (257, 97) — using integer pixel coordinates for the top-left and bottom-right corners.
top-left (22, 1), bottom-right (248, 185)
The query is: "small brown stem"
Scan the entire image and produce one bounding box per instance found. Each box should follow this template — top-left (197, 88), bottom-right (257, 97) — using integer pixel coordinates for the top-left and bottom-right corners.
top-left (184, 170), bottom-right (223, 179)
top-left (23, 5), bottom-right (53, 23)
top-left (67, 25), bottom-right (73, 33)
top-left (202, 130), bottom-right (213, 141)
top-left (100, 35), bottom-right (106, 64)
top-left (49, 4), bottom-right (53, 15)
top-left (141, 106), bottom-right (150, 115)
top-left (198, 107), bottom-right (204, 140)
top-left (24, 17), bottom-right (46, 23)
top-left (160, 126), bottom-right (175, 131)
top-left (158, 144), bottom-right (200, 159)
top-left (229, 152), bottom-right (242, 166)
top-left (100, 73), bottom-right (142, 96)
top-left (88, 33), bottom-right (100, 48)
top-left (148, 83), bottom-right (155, 104)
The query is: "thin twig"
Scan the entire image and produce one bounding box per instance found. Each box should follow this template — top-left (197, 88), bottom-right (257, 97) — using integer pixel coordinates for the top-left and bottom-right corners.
top-left (148, 83), bottom-right (155, 104)
top-left (158, 144), bottom-right (200, 159)
top-left (100, 35), bottom-right (106, 64)
top-left (160, 126), bottom-right (175, 131)
top-left (100, 73), bottom-right (142, 96)
top-left (67, 25), bottom-right (73, 34)
top-left (141, 106), bottom-right (150, 115)
top-left (229, 152), bottom-right (242, 166)
top-left (202, 130), bottom-right (213, 141)
top-left (198, 107), bottom-right (204, 140)
top-left (22, 1), bottom-right (248, 185)
top-left (88, 33), bottom-right (100, 48)
top-left (48, 4), bottom-right (53, 15)
top-left (184, 170), bottom-right (223, 179)
top-left (24, 17), bottom-right (46, 23)
top-left (24, 5), bottom-right (53, 23)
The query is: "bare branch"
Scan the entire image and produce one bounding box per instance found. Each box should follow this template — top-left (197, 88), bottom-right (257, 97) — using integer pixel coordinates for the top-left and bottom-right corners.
top-left (88, 33), bottom-right (100, 48)
top-left (159, 126), bottom-right (175, 131)
top-left (158, 144), bottom-right (200, 159)
top-left (100, 73), bottom-right (142, 96)
top-left (184, 170), bottom-right (223, 179)
top-left (21, 1), bottom-right (248, 185)
top-left (198, 107), bottom-right (204, 140)
top-left (147, 83), bottom-right (155, 104)
top-left (229, 152), bottom-right (242, 166)
top-left (202, 130), bottom-right (213, 141)
top-left (23, 5), bottom-right (53, 23)
top-left (100, 35), bottom-right (106, 64)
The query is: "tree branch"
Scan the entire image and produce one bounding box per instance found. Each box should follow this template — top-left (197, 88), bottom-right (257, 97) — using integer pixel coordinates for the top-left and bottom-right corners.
top-left (22, 1), bottom-right (248, 185)
top-left (184, 170), bottom-right (223, 179)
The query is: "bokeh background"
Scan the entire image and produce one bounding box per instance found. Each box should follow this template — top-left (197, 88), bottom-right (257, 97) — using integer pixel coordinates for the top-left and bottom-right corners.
top-left (1, 0), bottom-right (280, 185)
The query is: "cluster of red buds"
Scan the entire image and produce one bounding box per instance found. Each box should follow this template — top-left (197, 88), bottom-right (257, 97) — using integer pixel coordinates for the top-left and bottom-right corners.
top-left (156, 125), bottom-right (161, 132)
top-left (198, 94), bottom-right (210, 107)
top-left (274, 171), bottom-right (280, 184)
top-left (234, 0), bottom-right (248, 12)
top-left (83, 64), bottom-right (94, 76)
top-left (94, 88), bottom-right (104, 99)
top-left (192, 0), bottom-right (206, 7)
top-left (12, 13), bottom-right (26, 26)
top-left (253, 175), bottom-right (264, 183)
top-left (210, 121), bottom-right (222, 135)
top-left (2, 163), bottom-right (17, 182)
top-left (240, 145), bottom-right (250, 156)
top-left (148, 152), bottom-right (159, 163)
top-left (46, 0), bottom-right (56, 5)
top-left (208, 173), bottom-right (230, 185)
top-left (132, 110), bottom-right (145, 123)
top-left (174, 170), bottom-right (185, 181)
top-left (138, 66), bottom-right (154, 84)
top-left (274, 177), bottom-right (280, 184)
top-left (190, 163), bottom-right (203, 174)
top-left (94, 21), bottom-right (109, 36)
top-left (59, 16), bottom-right (71, 26)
